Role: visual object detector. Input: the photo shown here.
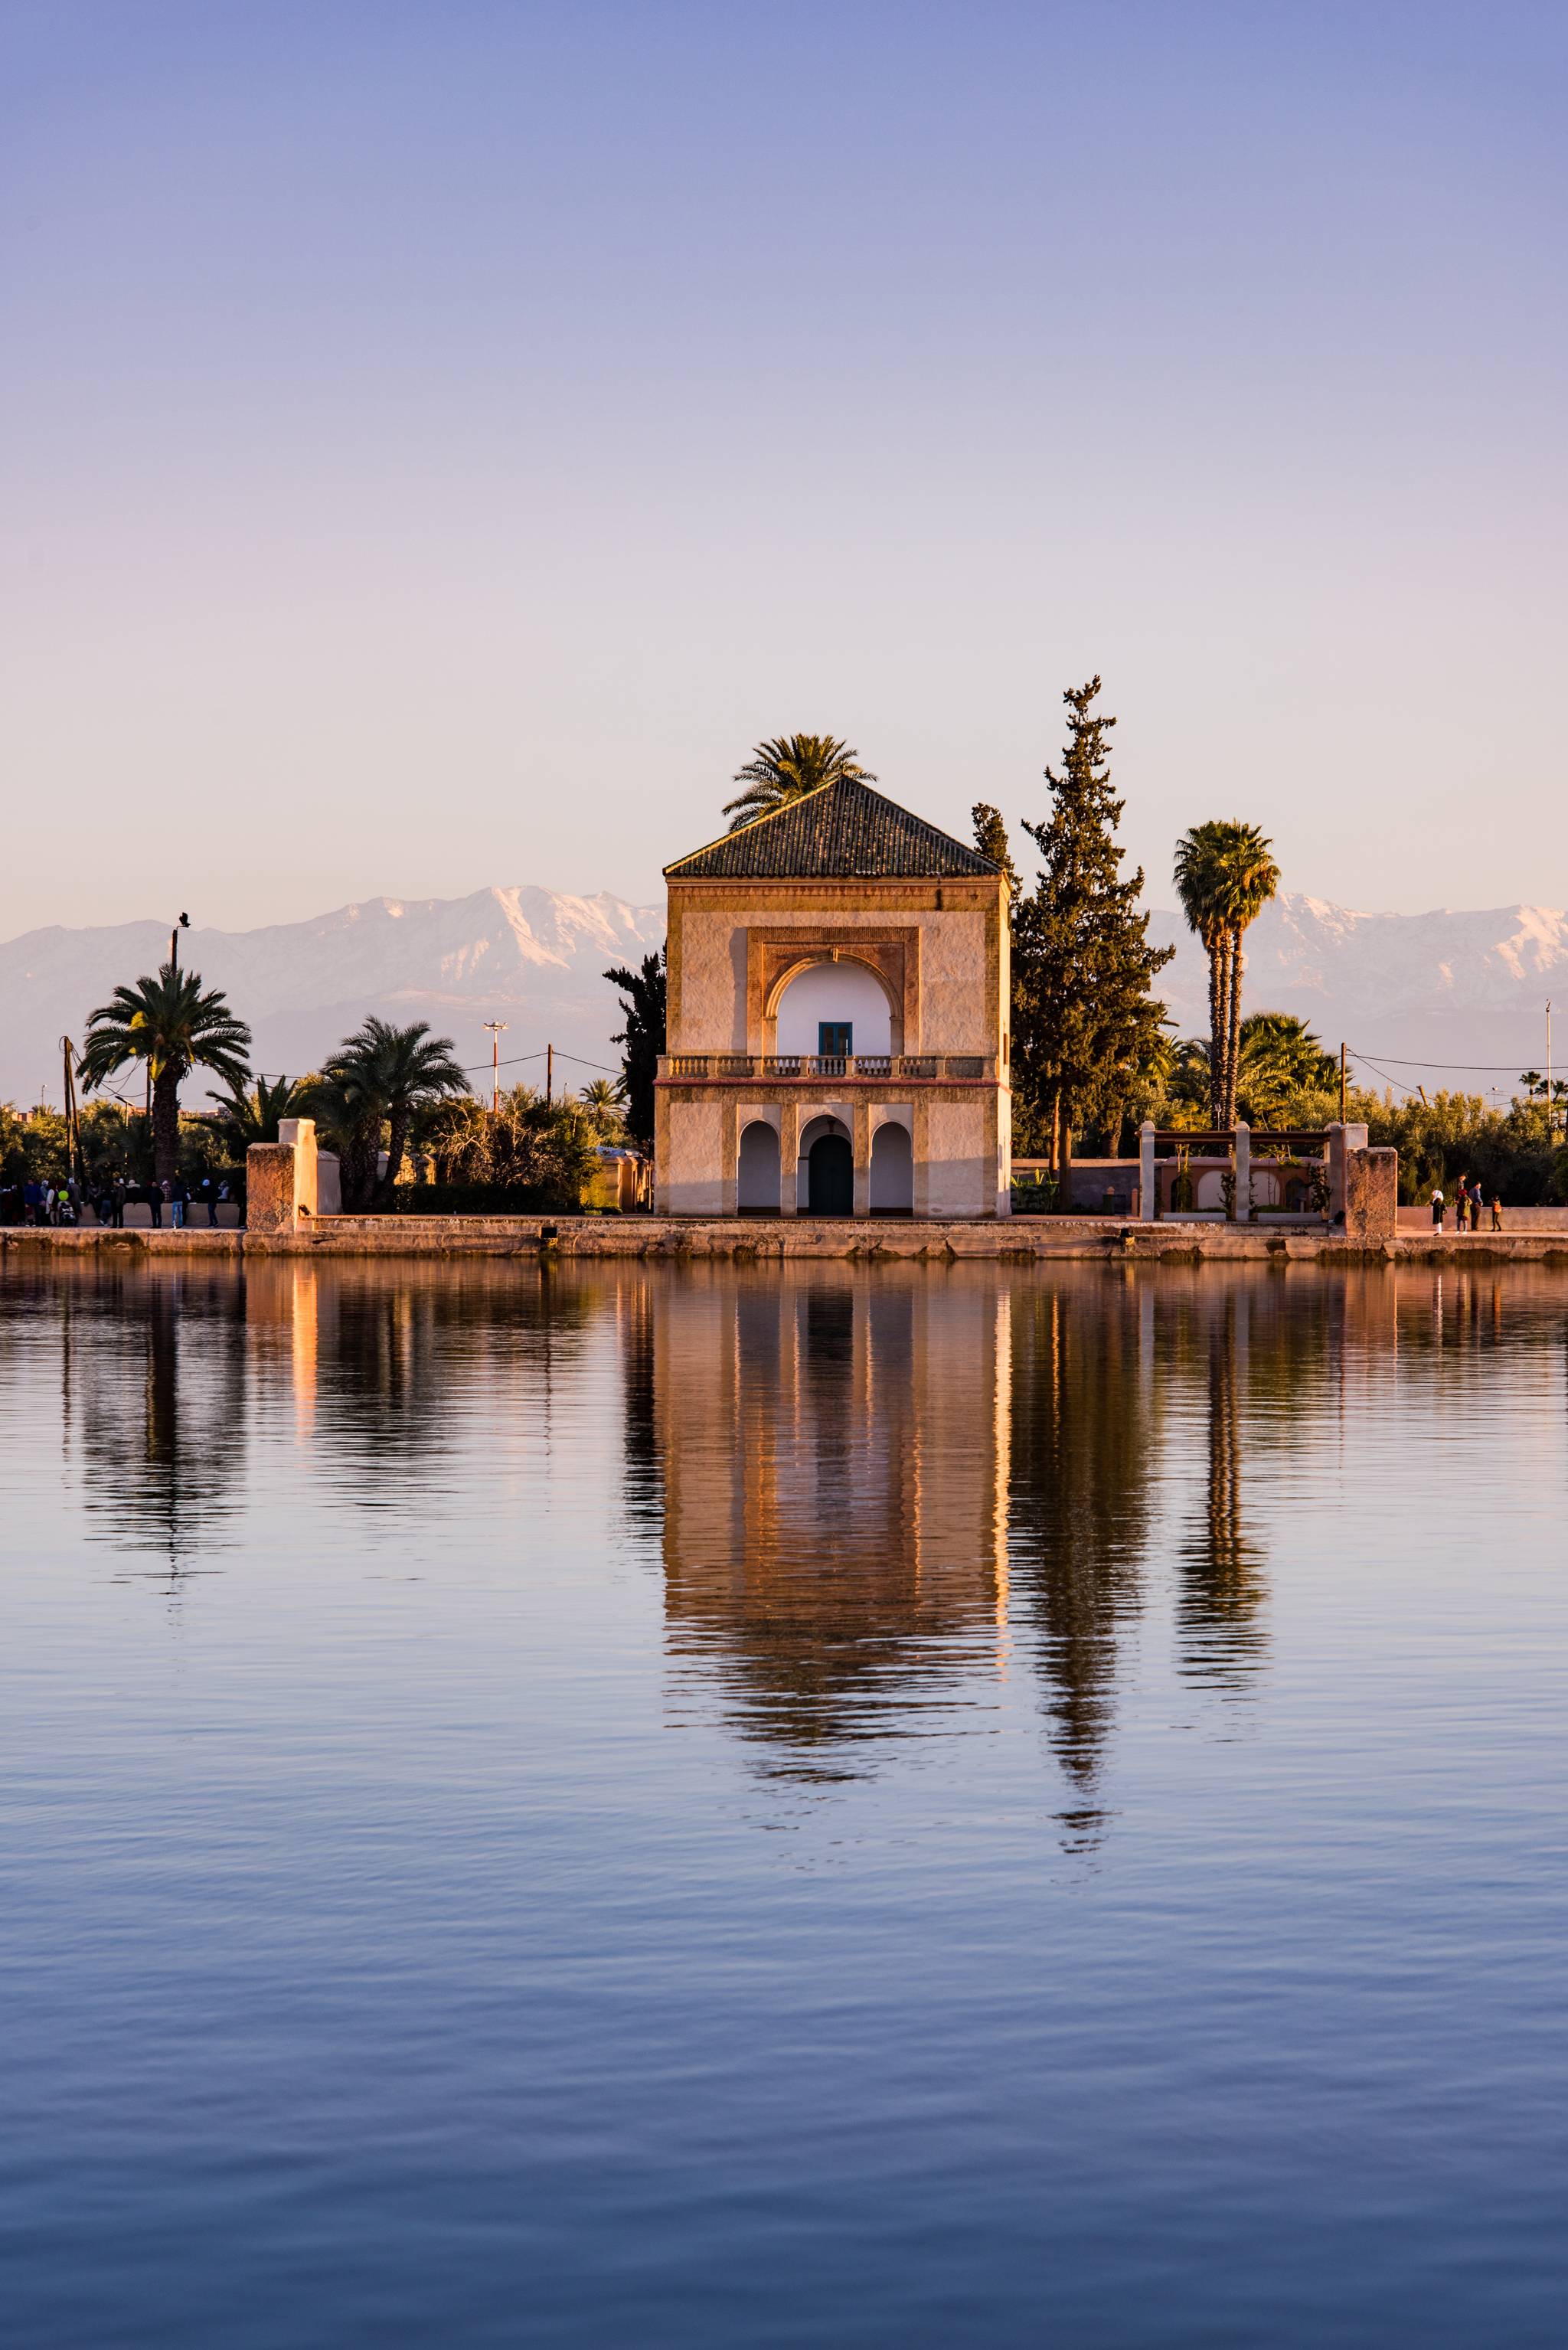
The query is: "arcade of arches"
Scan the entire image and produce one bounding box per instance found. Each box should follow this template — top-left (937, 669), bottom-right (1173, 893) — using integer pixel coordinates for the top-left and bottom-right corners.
top-left (737, 1113), bottom-right (914, 1217)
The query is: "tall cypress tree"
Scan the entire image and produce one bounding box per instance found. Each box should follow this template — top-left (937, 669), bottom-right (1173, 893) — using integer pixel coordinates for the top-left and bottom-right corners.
top-left (1012, 679), bottom-right (1172, 1172)
top-left (971, 802), bottom-right (1021, 901)
top-left (605, 949), bottom-right (666, 1149)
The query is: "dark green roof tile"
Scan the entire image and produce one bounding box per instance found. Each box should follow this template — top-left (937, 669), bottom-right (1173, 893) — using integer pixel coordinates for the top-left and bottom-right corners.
top-left (665, 778), bottom-right (999, 881)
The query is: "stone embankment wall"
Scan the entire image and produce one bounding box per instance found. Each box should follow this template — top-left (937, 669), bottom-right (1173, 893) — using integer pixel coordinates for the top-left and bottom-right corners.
top-left (5, 1120), bottom-right (1557, 1263)
top-left (6, 1217), bottom-right (1567, 1266)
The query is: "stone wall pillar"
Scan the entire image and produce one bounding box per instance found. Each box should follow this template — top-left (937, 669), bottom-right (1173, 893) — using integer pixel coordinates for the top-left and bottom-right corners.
top-left (1232, 1122), bottom-right (1250, 1222)
top-left (779, 1101), bottom-right (801, 1216)
top-left (1140, 1121), bottom-right (1157, 1221)
top-left (247, 1120), bottom-right (321, 1234)
top-left (247, 1142), bottom-right (296, 1234)
top-left (1344, 1146), bottom-right (1398, 1242)
top-left (852, 1101), bottom-right (872, 1217)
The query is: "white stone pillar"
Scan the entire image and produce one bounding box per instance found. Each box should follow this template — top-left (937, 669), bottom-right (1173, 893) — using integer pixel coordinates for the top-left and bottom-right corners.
top-left (278, 1118), bottom-right (318, 1220)
top-left (1233, 1121), bottom-right (1250, 1222)
top-left (1140, 1121), bottom-right (1157, 1221)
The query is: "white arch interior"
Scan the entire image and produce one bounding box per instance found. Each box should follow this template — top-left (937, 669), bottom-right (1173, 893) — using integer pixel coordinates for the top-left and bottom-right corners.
top-left (1195, 1169), bottom-right (1227, 1211)
top-left (774, 961), bottom-right (892, 1057)
top-left (737, 1120), bottom-right (781, 1212)
top-left (868, 1119), bottom-right (913, 1213)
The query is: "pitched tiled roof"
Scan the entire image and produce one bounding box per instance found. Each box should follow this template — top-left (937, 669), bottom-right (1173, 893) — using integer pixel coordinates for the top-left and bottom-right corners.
top-left (665, 777), bottom-right (1000, 881)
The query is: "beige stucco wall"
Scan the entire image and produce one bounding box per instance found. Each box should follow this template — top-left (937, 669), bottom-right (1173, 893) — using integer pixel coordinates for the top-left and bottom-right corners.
top-left (661, 1093), bottom-right (727, 1215)
top-left (918, 1099), bottom-right (995, 1218)
top-left (658, 874), bottom-right (1011, 1217)
top-left (667, 882), bottom-right (1008, 1059)
top-left (667, 904), bottom-right (995, 1052)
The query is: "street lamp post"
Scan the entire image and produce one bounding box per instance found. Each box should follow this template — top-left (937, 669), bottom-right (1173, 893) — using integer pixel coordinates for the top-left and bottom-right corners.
top-left (482, 1021), bottom-right (508, 1114)
top-left (171, 911), bottom-right (189, 970)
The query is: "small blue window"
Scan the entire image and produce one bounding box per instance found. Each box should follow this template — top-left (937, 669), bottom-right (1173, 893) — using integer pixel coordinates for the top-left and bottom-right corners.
top-left (818, 1022), bottom-right (853, 1058)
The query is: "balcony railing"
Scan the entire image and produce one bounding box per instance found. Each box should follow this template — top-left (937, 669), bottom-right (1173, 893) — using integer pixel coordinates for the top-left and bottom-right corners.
top-left (659, 1053), bottom-right (995, 1083)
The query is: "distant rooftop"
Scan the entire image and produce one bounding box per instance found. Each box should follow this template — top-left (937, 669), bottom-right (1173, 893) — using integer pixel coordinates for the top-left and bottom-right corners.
top-left (665, 776), bottom-right (1000, 881)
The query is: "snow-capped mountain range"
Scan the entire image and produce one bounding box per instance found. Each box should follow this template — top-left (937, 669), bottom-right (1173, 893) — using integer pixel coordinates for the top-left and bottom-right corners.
top-left (1, 888), bottom-right (664, 1109)
top-left (2, 886), bottom-right (1564, 1109)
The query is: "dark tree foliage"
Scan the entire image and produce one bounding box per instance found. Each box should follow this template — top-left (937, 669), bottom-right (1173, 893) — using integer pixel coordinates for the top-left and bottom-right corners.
top-left (971, 802), bottom-right (1021, 901)
top-left (606, 949), bottom-right (666, 1148)
top-left (1011, 679), bottom-right (1173, 1171)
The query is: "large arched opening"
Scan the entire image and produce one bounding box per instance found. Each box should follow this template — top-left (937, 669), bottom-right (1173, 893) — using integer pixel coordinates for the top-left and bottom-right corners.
top-left (773, 960), bottom-right (893, 1059)
top-left (737, 1120), bottom-right (781, 1214)
top-left (799, 1113), bottom-right (854, 1215)
top-left (868, 1120), bottom-right (913, 1214)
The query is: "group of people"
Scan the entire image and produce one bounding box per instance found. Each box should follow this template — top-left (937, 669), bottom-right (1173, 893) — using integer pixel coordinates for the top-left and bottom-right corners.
top-left (0, 1175), bottom-right (234, 1227)
top-left (1429, 1175), bottom-right (1501, 1232)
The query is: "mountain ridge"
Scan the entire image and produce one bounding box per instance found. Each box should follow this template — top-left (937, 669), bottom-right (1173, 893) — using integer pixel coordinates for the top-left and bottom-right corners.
top-left (2, 886), bottom-right (1563, 1107)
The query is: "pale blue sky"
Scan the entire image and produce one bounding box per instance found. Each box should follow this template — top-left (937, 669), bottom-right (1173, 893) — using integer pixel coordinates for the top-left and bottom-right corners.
top-left (3, 0), bottom-right (1565, 935)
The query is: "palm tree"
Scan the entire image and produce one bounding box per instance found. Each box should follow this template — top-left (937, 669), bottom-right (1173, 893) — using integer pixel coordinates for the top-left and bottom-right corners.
top-left (1233, 1013), bottom-right (1337, 1124)
top-left (1213, 824), bottom-right (1280, 1125)
top-left (1173, 823), bottom-right (1233, 1127)
top-left (1173, 821), bottom-right (1281, 1127)
top-left (211, 1071), bottom-right (316, 1152)
top-left (78, 962), bottom-right (252, 1185)
top-left (723, 734), bottom-right (877, 832)
top-left (1173, 1014), bottom-right (1337, 1128)
top-left (318, 1018), bottom-right (469, 1209)
top-left (577, 1077), bottom-right (626, 1138)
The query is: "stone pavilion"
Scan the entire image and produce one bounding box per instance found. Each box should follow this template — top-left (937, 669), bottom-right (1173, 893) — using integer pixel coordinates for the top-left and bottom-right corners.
top-left (655, 777), bottom-right (1011, 1217)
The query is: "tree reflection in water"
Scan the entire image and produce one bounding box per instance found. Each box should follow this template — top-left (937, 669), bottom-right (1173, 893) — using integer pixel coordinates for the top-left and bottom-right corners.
top-left (1007, 1277), bottom-right (1155, 1839)
top-left (62, 1261), bottom-right (247, 1578)
top-left (1174, 1285), bottom-right (1271, 1689)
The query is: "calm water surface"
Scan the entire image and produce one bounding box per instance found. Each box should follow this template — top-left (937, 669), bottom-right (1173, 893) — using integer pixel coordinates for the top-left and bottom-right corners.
top-left (2, 1257), bottom-right (1566, 2346)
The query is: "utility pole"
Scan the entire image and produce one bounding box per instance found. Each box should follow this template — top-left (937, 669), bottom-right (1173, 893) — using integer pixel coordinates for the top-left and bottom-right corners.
top-left (482, 1020), bottom-right (507, 1114)
top-left (1339, 1041), bottom-right (1347, 1123)
top-left (170, 910), bottom-right (189, 971)
top-left (546, 1043), bottom-right (554, 1106)
top-left (60, 1037), bottom-right (83, 1187)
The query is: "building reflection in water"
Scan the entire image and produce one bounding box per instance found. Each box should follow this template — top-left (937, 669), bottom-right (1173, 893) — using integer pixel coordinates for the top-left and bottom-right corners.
top-left (645, 1264), bottom-right (1312, 1819)
top-left (650, 1266), bottom-right (1010, 1778)
top-left (54, 1252), bottom-right (1489, 1807)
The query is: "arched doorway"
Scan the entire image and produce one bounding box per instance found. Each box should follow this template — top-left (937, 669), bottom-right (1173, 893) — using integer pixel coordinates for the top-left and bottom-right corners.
top-left (799, 1115), bottom-right (854, 1215)
top-left (868, 1120), bottom-right (913, 1214)
top-left (737, 1120), bottom-right (780, 1213)
top-left (808, 1133), bottom-right (854, 1214)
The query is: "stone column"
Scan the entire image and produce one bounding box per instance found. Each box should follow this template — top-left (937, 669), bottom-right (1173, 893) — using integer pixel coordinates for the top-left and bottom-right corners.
top-left (719, 1097), bottom-right (739, 1218)
top-left (1140, 1121), bottom-right (1157, 1221)
top-left (1233, 1121), bottom-right (1250, 1222)
top-left (852, 1101), bottom-right (873, 1217)
top-left (779, 1100), bottom-right (801, 1216)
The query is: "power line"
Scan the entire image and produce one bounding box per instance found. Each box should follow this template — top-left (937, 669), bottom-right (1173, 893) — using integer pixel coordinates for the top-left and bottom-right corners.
top-left (1347, 1048), bottom-right (1553, 1072)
